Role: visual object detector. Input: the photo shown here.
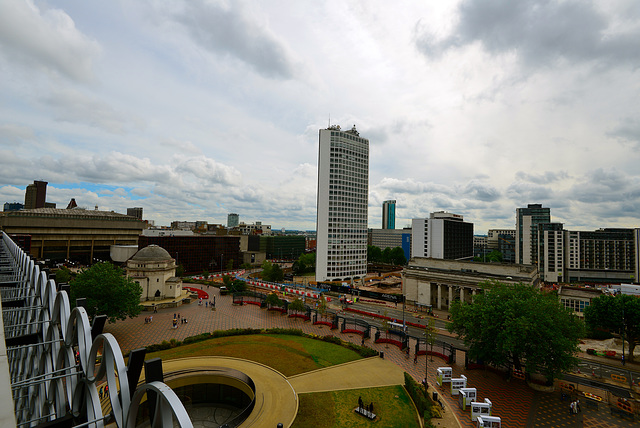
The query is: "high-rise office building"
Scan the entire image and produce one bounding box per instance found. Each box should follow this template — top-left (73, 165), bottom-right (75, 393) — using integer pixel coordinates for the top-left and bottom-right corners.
top-left (228, 213), bottom-right (239, 228)
top-left (24, 180), bottom-right (47, 209)
top-left (411, 212), bottom-right (474, 260)
top-left (382, 200), bottom-right (396, 229)
top-left (538, 222), bottom-right (564, 282)
top-left (316, 125), bottom-right (369, 282)
top-left (516, 204), bottom-right (551, 265)
top-left (127, 207), bottom-right (143, 220)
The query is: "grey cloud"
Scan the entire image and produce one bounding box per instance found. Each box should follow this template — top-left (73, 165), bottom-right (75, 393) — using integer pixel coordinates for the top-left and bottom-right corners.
top-left (608, 117), bottom-right (640, 150)
top-left (416, 0), bottom-right (640, 70)
top-left (463, 180), bottom-right (501, 201)
top-left (43, 88), bottom-right (141, 134)
top-left (175, 0), bottom-right (295, 79)
top-left (377, 177), bottom-right (452, 195)
top-left (515, 170), bottom-right (569, 184)
top-left (0, 2), bottom-right (99, 82)
top-left (0, 124), bottom-right (35, 145)
top-left (570, 168), bottom-right (638, 203)
top-left (506, 181), bottom-right (554, 202)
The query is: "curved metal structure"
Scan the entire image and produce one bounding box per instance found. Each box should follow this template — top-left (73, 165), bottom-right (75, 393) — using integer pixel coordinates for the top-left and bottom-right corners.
top-left (1, 232), bottom-right (193, 428)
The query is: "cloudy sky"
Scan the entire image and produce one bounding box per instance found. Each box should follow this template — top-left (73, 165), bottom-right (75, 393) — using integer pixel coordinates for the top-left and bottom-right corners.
top-left (1, 0), bottom-right (639, 233)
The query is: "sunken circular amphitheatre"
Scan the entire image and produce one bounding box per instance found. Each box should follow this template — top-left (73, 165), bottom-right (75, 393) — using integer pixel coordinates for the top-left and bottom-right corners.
top-left (137, 357), bottom-right (298, 427)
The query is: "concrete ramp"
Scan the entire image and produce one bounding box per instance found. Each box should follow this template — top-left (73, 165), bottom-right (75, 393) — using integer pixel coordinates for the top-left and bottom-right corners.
top-left (288, 357), bottom-right (405, 394)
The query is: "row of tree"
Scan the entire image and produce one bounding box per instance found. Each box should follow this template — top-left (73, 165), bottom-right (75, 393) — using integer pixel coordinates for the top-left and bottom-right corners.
top-left (367, 245), bottom-right (406, 265)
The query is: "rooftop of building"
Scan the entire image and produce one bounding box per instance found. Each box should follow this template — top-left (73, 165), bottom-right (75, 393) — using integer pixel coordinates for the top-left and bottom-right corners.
top-left (0, 207), bottom-right (140, 219)
top-left (131, 244), bottom-right (173, 261)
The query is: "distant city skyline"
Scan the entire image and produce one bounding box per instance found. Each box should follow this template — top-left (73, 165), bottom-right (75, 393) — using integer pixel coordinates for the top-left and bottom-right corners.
top-left (1, 2), bottom-right (639, 233)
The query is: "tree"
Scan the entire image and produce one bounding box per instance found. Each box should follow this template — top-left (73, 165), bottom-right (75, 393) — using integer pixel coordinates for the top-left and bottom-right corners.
top-left (229, 279), bottom-right (247, 293)
top-left (448, 281), bottom-right (583, 384)
top-left (69, 262), bottom-right (142, 323)
top-left (585, 293), bottom-right (640, 363)
top-left (175, 264), bottom-right (185, 278)
top-left (265, 292), bottom-right (283, 308)
top-left (367, 245), bottom-right (382, 263)
top-left (317, 294), bottom-right (328, 320)
top-left (389, 247), bottom-right (407, 265)
top-left (261, 260), bottom-right (273, 281)
top-left (289, 297), bottom-right (305, 314)
top-left (54, 267), bottom-right (72, 284)
top-left (226, 259), bottom-right (234, 270)
top-left (487, 250), bottom-right (503, 263)
top-left (271, 263), bottom-right (284, 282)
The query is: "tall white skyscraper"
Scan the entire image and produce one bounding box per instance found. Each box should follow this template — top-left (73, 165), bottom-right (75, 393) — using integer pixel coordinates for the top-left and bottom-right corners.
top-left (316, 125), bottom-right (369, 282)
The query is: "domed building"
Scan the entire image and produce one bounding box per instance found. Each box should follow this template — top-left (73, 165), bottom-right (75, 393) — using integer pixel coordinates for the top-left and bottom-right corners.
top-left (126, 245), bottom-right (183, 302)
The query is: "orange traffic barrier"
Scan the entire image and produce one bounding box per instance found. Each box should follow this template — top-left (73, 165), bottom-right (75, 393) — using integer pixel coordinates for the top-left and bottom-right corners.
top-left (611, 374), bottom-right (627, 383)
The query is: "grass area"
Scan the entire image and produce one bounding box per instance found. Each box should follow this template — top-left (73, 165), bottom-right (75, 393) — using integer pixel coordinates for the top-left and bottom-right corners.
top-left (292, 385), bottom-right (420, 428)
top-left (145, 334), bottom-right (362, 376)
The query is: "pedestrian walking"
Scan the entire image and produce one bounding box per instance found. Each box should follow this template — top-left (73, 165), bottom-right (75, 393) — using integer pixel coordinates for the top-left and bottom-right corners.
top-left (99, 386), bottom-right (103, 399)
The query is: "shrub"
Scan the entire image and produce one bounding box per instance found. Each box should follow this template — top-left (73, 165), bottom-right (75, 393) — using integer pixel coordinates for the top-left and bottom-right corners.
top-left (404, 372), bottom-right (435, 425)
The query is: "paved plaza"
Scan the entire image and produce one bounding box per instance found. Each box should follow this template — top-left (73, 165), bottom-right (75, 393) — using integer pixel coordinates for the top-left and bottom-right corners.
top-left (104, 284), bottom-right (638, 427)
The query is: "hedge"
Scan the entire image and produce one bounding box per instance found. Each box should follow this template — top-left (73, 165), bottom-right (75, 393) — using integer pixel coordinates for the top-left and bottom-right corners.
top-left (142, 328), bottom-right (378, 358)
top-left (404, 372), bottom-right (435, 426)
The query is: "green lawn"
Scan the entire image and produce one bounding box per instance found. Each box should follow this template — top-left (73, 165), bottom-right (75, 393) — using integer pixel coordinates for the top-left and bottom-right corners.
top-left (292, 385), bottom-right (420, 428)
top-left (145, 334), bottom-right (363, 376)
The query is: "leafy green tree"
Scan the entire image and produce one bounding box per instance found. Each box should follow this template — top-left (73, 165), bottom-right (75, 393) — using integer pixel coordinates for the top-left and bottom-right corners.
top-left (448, 281), bottom-right (583, 384)
top-left (70, 262), bottom-right (142, 323)
top-left (389, 247), bottom-right (407, 265)
top-left (487, 250), bottom-right (503, 262)
top-left (368, 245), bottom-right (383, 263)
top-left (265, 292), bottom-right (283, 308)
top-left (54, 267), bottom-right (72, 284)
top-left (585, 294), bottom-right (640, 363)
top-left (226, 259), bottom-right (234, 270)
top-left (231, 280), bottom-right (246, 293)
top-left (240, 262), bottom-right (252, 270)
top-left (289, 297), bottom-right (305, 314)
top-left (261, 260), bottom-right (273, 280)
top-left (292, 252), bottom-right (316, 275)
top-left (271, 263), bottom-right (284, 282)
top-left (175, 264), bottom-right (185, 277)
top-left (223, 275), bottom-right (232, 286)
top-left (317, 294), bottom-right (328, 320)
top-left (202, 270), bottom-right (209, 279)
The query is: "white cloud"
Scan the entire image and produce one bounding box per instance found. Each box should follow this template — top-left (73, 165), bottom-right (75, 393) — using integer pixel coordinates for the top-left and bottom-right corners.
top-left (0, 1), bottom-right (100, 82)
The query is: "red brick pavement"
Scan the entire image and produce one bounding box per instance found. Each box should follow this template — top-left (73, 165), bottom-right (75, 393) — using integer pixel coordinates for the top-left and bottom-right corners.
top-left (104, 285), bottom-right (637, 428)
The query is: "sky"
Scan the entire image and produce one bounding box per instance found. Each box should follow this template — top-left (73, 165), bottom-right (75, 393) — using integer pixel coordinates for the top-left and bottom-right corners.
top-left (1, 0), bottom-right (639, 234)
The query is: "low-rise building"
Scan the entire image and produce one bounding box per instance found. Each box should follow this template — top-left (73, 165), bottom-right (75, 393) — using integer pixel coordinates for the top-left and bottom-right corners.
top-left (126, 245), bottom-right (182, 302)
top-left (403, 257), bottom-right (539, 311)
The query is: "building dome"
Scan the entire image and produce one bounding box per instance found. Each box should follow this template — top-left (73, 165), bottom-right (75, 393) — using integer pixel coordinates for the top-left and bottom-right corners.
top-left (131, 245), bottom-right (172, 262)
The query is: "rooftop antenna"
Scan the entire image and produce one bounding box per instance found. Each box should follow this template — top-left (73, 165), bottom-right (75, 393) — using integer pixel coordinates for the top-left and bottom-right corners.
top-left (328, 114), bottom-right (331, 128)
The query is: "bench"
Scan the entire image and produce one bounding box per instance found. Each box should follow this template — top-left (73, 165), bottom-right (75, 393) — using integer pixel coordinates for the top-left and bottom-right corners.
top-left (354, 407), bottom-right (376, 420)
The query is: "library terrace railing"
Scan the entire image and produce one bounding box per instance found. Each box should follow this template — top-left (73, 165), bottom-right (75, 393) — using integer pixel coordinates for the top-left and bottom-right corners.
top-left (0, 231), bottom-right (192, 428)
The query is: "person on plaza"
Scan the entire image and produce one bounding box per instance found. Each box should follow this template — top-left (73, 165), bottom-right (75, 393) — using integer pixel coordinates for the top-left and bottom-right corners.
top-left (153, 305), bottom-right (157, 313)
top-left (99, 386), bottom-right (103, 399)
top-left (414, 353), bottom-right (418, 364)
top-left (358, 396), bottom-right (363, 410)
top-left (205, 301), bottom-right (208, 308)
top-left (576, 400), bottom-right (581, 412)
top-left (149, 315), bottom-right (153, 323)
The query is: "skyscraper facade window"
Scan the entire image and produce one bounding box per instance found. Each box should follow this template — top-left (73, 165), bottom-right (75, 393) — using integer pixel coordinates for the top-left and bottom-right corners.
top-left (516, 204), bottom-right (551, 265)
top-left (382, 200), bottom-right (396, 229)
top-left (316, 125), bottom-right (369, 282)
top-left (227, 213), bottom-right (239, 228)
